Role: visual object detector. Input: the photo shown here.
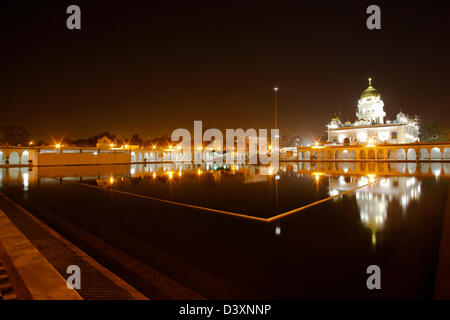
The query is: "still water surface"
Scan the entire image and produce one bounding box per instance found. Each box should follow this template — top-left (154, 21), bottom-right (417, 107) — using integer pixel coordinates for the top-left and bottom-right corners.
top-left (0, 162), bottom-right (449, 298)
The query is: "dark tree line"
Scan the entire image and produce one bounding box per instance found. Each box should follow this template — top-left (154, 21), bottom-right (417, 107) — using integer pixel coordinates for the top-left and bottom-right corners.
top-left (0, 125), bottom-right (175, 148)
top-left (0, 125), bottom-right (31, 146)
top-left (419, 122), bottom-right (450, 142)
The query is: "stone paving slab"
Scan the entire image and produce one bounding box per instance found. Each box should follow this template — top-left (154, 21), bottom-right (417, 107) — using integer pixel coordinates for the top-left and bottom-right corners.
top-left (0, 209), bottom-right (82, 300)
top-left (435, 188), bottom-right (450, 299)
top-left (0, 193), bottom-right (147, 300)
top-left (0, 260), bottom-right (17, 300)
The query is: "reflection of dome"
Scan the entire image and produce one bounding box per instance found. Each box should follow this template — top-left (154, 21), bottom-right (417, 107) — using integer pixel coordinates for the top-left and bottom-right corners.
top-left (360, 78), bottom-right (380, 100)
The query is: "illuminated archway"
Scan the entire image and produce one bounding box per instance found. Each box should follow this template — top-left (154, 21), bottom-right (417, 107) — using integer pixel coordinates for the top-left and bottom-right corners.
top-left (430, 147), bottom-right (441, 160)
top-left (8, 152), bottom-right (20, 165)
top-left (334, 150), bottom-right (340, 160)
top-left (406, 149), bottom-right (417, 161)
top-left (326, 150), bottom-right (333, 160)
top-left (342, 150), bottom-right (349, 160)
top-left (376, 149), bottom-right (384, 160)
top-left (387, 149), bottom-right (395, 160)
top-left (21, 151), bottom-right (29, 164)
top-left (419, 148), bottom-right (429, 160)
top-left (131, 152), bottom-right (137, 162)
top-left (396, 149), bottom-right (406, 161)
top-left (304, 151), bottom-right (310, 160)
top-left (367, 149), bottom-right (375, 160)
top-left (443, 148), bottom-right (450, 160)
top-left (359, 150), bottom-right (366, 160)
top-left (0, 151), bottom-right (4, 165)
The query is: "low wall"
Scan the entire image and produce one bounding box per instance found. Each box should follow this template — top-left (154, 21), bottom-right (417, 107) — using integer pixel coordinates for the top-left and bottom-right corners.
top-left (38, 152), bottom-right (130, 166)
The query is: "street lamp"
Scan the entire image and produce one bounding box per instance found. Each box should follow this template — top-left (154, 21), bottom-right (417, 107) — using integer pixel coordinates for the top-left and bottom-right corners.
top-left (273, 87), bottom-right (279, 130)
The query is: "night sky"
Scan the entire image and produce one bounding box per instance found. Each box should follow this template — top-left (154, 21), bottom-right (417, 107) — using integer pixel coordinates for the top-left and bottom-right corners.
top-left (1, 1), bottom-right (449, 143)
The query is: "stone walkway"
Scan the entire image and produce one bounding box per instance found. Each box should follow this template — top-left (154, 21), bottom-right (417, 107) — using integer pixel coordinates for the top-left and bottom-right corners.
top-left (0, 259), bottom-right (17, 300)
top-left (0, 193), bottom-right (147, 300)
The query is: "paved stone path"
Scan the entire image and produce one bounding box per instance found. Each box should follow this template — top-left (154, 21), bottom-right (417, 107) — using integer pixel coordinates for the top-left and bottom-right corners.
top-left (0, 260), bottom-right (17, 300)
top-left (0, 193), bottom-right (146, 300)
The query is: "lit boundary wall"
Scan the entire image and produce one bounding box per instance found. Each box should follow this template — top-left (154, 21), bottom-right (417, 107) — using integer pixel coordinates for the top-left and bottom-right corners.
top-left (297, 142), bottom-right (450, 162)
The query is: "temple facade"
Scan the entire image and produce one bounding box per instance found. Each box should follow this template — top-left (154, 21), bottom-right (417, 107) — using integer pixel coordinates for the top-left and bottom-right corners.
top-left (327, 78), bottom-right (420, 145)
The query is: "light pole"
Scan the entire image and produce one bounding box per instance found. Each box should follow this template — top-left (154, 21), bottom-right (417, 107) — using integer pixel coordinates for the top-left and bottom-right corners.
top-left (273, 87), bottom-right (279, 130)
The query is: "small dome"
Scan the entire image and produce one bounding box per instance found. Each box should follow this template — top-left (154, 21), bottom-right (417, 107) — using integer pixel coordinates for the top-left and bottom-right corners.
top-left (360, 78), bottom-right (380, 99)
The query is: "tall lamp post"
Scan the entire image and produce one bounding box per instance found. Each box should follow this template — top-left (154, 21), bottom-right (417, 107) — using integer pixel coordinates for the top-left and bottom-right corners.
top-left (273, 87), bottom-right (279, 130)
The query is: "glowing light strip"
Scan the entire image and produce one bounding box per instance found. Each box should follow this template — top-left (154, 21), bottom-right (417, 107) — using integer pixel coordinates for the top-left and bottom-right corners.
top-left (266, 178), bottom-right (383, 222)
top-left (76, 182), bottom-right (268, 222)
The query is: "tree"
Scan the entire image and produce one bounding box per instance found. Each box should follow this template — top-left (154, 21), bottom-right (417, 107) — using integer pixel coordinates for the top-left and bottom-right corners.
top-left (0, 125), bottom-right (31, 146)
top-left (420, 122), bottom-right (450, 142)
top-left (129, 134), bottom-right (143, 146)
top-left (36, 140), bottom-right (48, 146)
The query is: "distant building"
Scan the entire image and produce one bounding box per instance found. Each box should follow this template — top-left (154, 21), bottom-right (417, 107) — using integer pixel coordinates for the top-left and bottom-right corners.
top-left (96, 136), bottom-right (112, 148)
top-left (327, 78), bottom-right (420, 145)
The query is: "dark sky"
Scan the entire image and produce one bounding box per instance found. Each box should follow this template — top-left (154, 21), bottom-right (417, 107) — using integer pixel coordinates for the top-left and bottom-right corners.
top-left (1, 0), bottom-right (449, 143)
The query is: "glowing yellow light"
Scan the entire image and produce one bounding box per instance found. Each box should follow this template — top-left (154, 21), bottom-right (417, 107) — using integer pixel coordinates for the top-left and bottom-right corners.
top-left (367, 173), bottom-right (376, 183)
top-left (109, 177), bottom-right (115, 184)
top-left (110, 143), bottom-right (114, 148)
top-left (273, 87), bottom-right (279, 92)
top-left (197, 168), bottom-right (202, 175)
top-left (153, 145), bottom-right (156, 149)
top-left (177, 145), bottom-right (182, 150)
top-left (169, 145), bottom-right (173, 149)
top-left (366, 139), bottom-right (375, 147)
top-left (153, 172), bottom-right (156, 178)
top-left (197, 146), bottom-right (203, 151)
top-left (124, 144), bottom-right (129, 149)
top-left (312, 172), bottom-right (325, 182)
top-left (178, 170), bottom-right (182, 177)
top-left (55, 144), bottom-right (61, 149)
top-left (168, 171), bottom-right (173, 179)
top-left (29, 141), bottom-right (34, 145)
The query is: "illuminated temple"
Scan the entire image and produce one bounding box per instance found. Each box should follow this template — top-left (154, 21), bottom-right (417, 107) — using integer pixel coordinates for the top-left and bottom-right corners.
top-left (327, 78), bottom-right (420, 145)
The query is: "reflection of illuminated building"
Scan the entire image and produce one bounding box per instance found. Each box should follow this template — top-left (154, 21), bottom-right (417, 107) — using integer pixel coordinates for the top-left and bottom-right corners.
top-left (328, 175), bottom-right (421, 247)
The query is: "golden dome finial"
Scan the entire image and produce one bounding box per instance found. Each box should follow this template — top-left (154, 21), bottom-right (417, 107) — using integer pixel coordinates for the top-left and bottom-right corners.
top-left (360, 77), bottom-right (380, 99)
